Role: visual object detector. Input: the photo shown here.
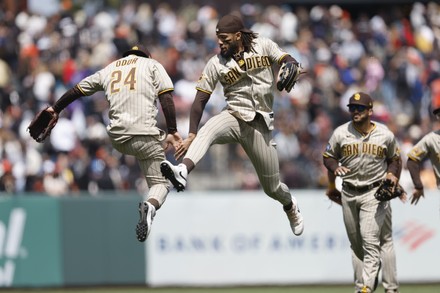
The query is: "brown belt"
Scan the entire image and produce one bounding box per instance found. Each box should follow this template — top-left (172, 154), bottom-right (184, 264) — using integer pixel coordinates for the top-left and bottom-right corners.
top-left (342, 181), bottom-right (381, 193)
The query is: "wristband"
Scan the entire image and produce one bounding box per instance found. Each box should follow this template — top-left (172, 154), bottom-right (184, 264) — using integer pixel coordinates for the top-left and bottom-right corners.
top-left (167, 128), bottom-right (177, 134)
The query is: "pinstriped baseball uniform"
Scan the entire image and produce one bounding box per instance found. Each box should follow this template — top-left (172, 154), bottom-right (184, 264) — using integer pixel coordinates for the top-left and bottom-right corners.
top-left (407, 130), bottom-right (440, 188)
top-left (323, 121), bottom-right (401, 292)
top-left (184, 36), bottom-right (292, 206)
top-left (77, 54), bottom-right (174, 205)
top-left (353, 207), bottom-right (399, 293)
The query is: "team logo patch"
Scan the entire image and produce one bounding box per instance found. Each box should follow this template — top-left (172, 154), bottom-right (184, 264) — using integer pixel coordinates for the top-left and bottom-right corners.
top-left (354, 93), bottom-right (361, 100)
top-left (325, 143), bottom-right (332, 152)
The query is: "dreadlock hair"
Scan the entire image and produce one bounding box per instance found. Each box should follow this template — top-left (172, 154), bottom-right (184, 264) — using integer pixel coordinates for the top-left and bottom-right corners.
top-left (242, 31), bottom-right (259, 53)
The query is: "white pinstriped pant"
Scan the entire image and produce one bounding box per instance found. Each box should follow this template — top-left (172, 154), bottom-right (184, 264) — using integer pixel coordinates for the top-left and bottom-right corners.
top-left (185, 110), bottom-right (292, 206)
top-left (342, 187), bottom-right (389, 292)
top-left (111, 135), bottom-right (170, 207)
top-left (353, 206), bottom-right (399, 292)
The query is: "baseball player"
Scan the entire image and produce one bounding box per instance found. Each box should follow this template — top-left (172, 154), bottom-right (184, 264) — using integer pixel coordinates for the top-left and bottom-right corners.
top-left (28, 45), bottom-right (182, 242)
top-left (160, 14), bottom-right (304, 236)
top-left (407, 106), bottom-right (440, 204)
top-left (323, 92), bottom-right (402, 293)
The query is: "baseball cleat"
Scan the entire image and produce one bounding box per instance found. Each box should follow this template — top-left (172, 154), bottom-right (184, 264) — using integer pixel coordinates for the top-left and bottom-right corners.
top-left (160, 161), bottom-right (187, 192)
top-left (285, 196), bottom-right (304, 236)
top-left (136, 202), bottom-right (156, 242)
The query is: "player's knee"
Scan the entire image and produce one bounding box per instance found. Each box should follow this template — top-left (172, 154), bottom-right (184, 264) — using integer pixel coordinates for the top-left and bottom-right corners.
top-left (260, 176), bottom-right (284, 196)
top-left (262, 184), bottom-right (283, 199)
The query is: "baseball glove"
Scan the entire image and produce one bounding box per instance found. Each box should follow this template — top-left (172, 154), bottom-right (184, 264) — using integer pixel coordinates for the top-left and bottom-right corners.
top-left (276, 61), bottom-right (302, 92)
top-left (326, 189), bottom-right (342, 205)
top-left (28, 107), bottom-right (59, 142)
top-left (374, 179), bottom-right (406, 202)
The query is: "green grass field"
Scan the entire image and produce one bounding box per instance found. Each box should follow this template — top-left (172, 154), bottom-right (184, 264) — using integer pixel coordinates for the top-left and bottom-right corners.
top-left (3, 284), bottom-right (440, 293)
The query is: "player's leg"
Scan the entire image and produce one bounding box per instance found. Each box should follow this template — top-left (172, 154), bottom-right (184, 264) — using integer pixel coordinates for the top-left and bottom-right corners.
top-left (240, 116), bottom-right (303, 235)
top-left (341, 194), bottom-right (364, 292)
top-left (185, 111), bottom-right (239, 165)
top-left (113, 135), bottom-right (170, 242)
top-left (161, 111), bottom-right (240, 191)
top-left (352, 250), bottom-right (381, 293)
top-left (352, 250), bottom-right (364, 293)
top-left (358, 191), bottom-right (387, 292)
top-left (380, 206), bottom-right (399, 293)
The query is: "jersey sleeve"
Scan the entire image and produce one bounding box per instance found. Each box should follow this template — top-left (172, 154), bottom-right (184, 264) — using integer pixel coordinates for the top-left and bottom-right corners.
top-left (260, 37), bottom-right (290, 65)
top-left (387, 134), bottom-right (401, 159)
top-left (152, 61), bottom-right (174, 95)
top-left (77, 70), bottom-right (105, 96)
top-left (195, 56), bottom-right (220, 94)
top-left (407, 135), bottom-right (430, 162)
top-left (323, 129), bottom-right (341, 159)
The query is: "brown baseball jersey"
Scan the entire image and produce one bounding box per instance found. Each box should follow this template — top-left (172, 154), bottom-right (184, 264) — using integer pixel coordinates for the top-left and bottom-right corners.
top-left (407, 130), bottom-right (440, 188)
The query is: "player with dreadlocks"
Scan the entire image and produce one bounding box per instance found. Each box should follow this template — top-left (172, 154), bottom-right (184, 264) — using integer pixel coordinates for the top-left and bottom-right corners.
top-left (160, 14), bottom-right (304, 236)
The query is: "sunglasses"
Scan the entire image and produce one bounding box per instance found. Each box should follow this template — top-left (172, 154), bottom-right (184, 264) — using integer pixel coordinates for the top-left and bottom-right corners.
top-left (348, 105), bottom-right (368, 113)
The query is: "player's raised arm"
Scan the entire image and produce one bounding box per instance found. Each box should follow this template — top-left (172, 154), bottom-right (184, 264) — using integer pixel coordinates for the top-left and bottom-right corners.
top-left (175, 90), bottom-right (211, 160)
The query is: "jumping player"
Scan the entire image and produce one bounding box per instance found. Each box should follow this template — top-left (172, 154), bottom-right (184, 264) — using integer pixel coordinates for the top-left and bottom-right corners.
top-left (30, 45), bottom-right (182, 242)
top-left (160, 14), bottom-right (304, 236)
top-left (323, 92), bottom-right (402, 293)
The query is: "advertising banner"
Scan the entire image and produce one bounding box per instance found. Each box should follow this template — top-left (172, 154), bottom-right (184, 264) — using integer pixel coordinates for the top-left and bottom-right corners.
top-left (0, 194), bottom-right (146, 287)
top-left (0, 196), bottom-right (63, 287)
top-left (391, 193), bottom-right (440, 282)
top-left (147, 190), bottom-right (440, 286)
top-left (60, 196), bottom-right (146, 286)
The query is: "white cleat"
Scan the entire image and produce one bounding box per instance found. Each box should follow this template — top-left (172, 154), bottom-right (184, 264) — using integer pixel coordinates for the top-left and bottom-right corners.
top-left (136, 201), bottom-right (156, 242)
top-left (160, 161), bottom-right (187, 192)
top-left (285, 196), bottom-right (304, 236)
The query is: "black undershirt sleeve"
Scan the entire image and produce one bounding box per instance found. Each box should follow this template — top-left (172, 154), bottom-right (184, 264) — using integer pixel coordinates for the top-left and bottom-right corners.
top-left (407, 158), bottom-right (423, 189)
top-left (189, 90), bottom-right (210, 134)
top-left (323, 156), bottom-right (339, 173)
top-left (158, 91), bottom-right (178, 134)
top-left (386, 156), bottom-right (401, 178)
top-left (53, 85), bottom-right (83, 113)
top-left (280, 55), bottom-right (298, 64)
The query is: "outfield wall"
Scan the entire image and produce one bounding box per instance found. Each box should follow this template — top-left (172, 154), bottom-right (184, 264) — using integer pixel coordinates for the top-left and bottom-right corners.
top-left (0, 190), bottom-right (439, 287)
top-left (147, 190), bottom-right (440, 286)
top-left (0, 194), bottom-right (145, 287)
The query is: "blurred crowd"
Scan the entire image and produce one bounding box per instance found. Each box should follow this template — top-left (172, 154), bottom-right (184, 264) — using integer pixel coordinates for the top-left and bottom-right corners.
top-left (0, 1), bottom-right (440, 196)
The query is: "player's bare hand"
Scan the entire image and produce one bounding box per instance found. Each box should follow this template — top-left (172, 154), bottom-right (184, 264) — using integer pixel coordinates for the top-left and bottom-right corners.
top-left (163, 132), bottom-right (183, 151)
top-left (175, 133), bottom-right (196, 160)
top-left (385, 173), bottom-right (398, 192)
top-left (410, 188), bottom-right (424, 205)
top-left (334, 166), bottom-right (350, 177)
top-left (398, 192), bottom-right (408, 203)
